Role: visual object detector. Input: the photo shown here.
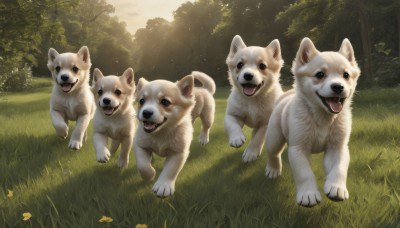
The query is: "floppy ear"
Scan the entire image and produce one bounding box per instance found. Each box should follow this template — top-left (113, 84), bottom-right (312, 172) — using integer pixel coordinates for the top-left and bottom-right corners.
top-left (339, 38), bottom-right (357, 66)
top-left (48, 48), bottom-right (59, 63)
top-left (77, 46), bottom-right (90, 64)
top-left (295, 37), bottom-right (318, 66)
top-left (135, 77), bottom-right (148, 98)
top-left (92, 68), bottom-right (104, 84)
top-left (266, 39), bottom-right (282, 62)
top-left (227, 35), bottom-right (246, 60)
top-left (121, 68), bottom-right (135, 90)
top-left (177, 75), bottom-right (194, 97)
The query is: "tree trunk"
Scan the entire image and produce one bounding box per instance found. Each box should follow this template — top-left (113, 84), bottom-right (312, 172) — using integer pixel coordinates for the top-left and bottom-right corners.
top-left (356, 0), bottom-right (372, 81)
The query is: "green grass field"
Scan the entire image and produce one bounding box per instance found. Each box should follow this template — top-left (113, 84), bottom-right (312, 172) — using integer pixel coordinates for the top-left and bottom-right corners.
top-left (1, 78), bottom-right (399, 227)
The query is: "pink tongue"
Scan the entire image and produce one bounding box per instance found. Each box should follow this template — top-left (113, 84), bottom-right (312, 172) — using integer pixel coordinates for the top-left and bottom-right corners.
top-left (326, 98), bottom-right (342, 113)
top-left (103, 107), bottom-right (114, 115)
top-left (243, 85), bottom-right (257, 96)
top-left (144, 122), bottom-right (156, 131)
top-left (62, 84), bottom-right (72, 92)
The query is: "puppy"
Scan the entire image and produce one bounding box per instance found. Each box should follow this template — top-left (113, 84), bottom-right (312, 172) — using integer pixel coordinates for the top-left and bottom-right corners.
top-left (225, 35), bottom-right (284, 162)
top-left (91, 68), bottom-right (136, 167)
top-left (134, 75), bottom-right (195, 197)
top-left (265, 38), bottom-right (361, 207)
top-left (47, 46), bottom-right (95, 150)
top-left (191, 71), bottom-right (216, 145)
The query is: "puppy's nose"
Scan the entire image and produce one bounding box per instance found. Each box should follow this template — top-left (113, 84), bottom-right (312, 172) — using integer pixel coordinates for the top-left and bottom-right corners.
top-left (142, 110), bottom-right (153, 119)
top-left (61, 75), bottom-right (69, 82)
top-left (331, 84), bottom-right (344, 94)
top-left (103, 98), bottom-right (111, 105)
top-left (243, 73), bottom-right (253, 81)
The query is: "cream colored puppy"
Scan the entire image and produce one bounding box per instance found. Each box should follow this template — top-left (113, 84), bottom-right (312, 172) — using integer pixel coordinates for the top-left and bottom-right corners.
top-left (91, 68), bottom-right (136, 167)
top-left (225, 35), bottom-right (283, 162)
top-left (265, 38), bottom-right (361, 207)
top-left (191, 71), bottom-right (216, 145)
top-left (134, 75), bottom-right (195, 197)
top-left (47, 46), bottom-right (95, 150)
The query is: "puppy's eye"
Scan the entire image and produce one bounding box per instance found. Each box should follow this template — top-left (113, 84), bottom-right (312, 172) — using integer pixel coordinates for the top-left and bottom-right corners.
top-left (72, 66), bottom-right (79, 74)
top-left (98, 89), bottom-right (103, 96)
top-left (237, 62), bottom-right (244, 70)
top-left (315, 71), bottom-right (325, 79)
top-left (115, 89), bottom-right (122, 96)
top-left (160, 99), bottom-right (171, 107)
top-left (139, 98), bottom-right (145, 105)
top-left (259, 63), bottom-right (267, 70)
top-left (55, 66), bottom-right (61, 72)
top-left (343, 72), bottom-right (350, 80)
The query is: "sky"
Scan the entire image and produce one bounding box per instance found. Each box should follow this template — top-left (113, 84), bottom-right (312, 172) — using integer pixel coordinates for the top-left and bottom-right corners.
top-left (107, 0), bottom-right (194, 35)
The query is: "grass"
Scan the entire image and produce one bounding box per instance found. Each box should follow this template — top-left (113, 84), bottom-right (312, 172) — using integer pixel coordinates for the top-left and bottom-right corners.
top-left (0, 78), bottom-right (399, 227)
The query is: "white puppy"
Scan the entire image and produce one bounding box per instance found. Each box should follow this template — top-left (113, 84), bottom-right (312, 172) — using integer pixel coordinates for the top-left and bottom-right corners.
top-left (134, 75), bottom-right (195, 197)
top-left (47, 46), bottom-right (95, 150)
top-left (265, 38), bottom-right (361, 207)
top-left (191, 71), bottom-right (216, 145)
top-left (225, 35), bottom-right (284, 162)
top-left (91, 68), bottom-right (136, 167)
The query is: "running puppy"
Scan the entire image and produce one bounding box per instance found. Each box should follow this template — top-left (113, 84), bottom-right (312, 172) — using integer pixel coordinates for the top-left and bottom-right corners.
top-left (47, 46), bottom-right (95, 150)
top-left (225, 35), bottom-right (284, 162)
top-left (134, 75), bottom-right (195, 197)
top-left (91, 68), bottom-right (136, 167)
top-left (265, 38), bottom-right (361, 207)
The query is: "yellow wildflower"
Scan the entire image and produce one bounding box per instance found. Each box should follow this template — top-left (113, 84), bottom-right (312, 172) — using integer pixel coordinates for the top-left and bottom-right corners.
top-left (99, 215), bottom-right (113, 223)
top-left (7, 190), bottom-right (13, 198)
top-left (22, 212), bottom-right (32, 221)
top-left (136, 224), bottom-right (148, 228)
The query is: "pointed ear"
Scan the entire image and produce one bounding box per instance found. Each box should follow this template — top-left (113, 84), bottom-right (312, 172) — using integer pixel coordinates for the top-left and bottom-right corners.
top-left (121, 68), bottom-right (135, 90)
top-left (135, 77), bottom-right (148, 98)
top-left (266, 39), bottom-right (282, 62)
top-left (295, 37), bottom-right (318, 66)
top-left (227, 35), bottom-right (246, 60)
top-left (339, 38), bottom-right (357, 66)
top-left (92, 68), bottom-right (104, 84)
top-left (77, 46), bottom-right (90, 64)
top-left (48, 48), bottom-right (59, 63)
top-left (177, 75), bottom-right (194, 97)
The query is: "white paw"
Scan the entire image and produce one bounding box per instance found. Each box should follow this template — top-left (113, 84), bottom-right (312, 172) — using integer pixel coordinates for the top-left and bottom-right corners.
top-left (117, 156), bottom-right (129, 168)
top-left (56, 125), bottom-right (68, 139)
top-left (229, 133), bottom-right (246, 148)
top-left (152, 180), bottom-right (175, 198)
top-left (68, 140), bottom-right (82, 150)
top-left (199, 134), bottom-right (209, 145)
top-left (242, 148), bottom-right (260, 162)
top-left (265, 164), bottom-right (281, 179)
top-left (96, 149), bottom-right (111, 163)
top-left (296, 188), bottom-right (322, 207)
top-left (324, 182), bottom-right (349, 201)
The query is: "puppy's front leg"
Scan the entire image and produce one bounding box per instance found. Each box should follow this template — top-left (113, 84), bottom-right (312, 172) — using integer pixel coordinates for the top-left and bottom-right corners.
top-left (153, 152), bottom-right (188, 197)
top-left (242, 125), bottom-right (267, 162)
top-left (51, 109), bottom-right (68, 139)
top-left (323, 145), bottom-right (350, 201)
top-left (69, 113), bottom-right (91, 150)
top-left (117, 136), bottom-right (133, 168)
top-left (134, 145), bottom-right (156, 181)
top-left (288, 146), bottom-right (321, 207)
top-left (93, 133), bottom-right (110, 163)
top-left (224, 114), bottom-right (245, 148)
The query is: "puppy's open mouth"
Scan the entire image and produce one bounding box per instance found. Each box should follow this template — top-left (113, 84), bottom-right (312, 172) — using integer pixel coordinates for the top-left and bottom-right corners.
top-left (317, 92), bottom-right (346, 113)
top-left (102, 106), bottom-right (119, 116)
top-left (241, 81), bottom-right (264, 96)
top-left (60, 81), bottom-right (77, 93)
top-left (143, 118), bottom-right (167, 133)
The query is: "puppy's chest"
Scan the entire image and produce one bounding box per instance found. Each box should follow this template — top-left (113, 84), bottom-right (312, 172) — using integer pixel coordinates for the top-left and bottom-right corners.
top-left (242, 100), bottom-right (272, 126)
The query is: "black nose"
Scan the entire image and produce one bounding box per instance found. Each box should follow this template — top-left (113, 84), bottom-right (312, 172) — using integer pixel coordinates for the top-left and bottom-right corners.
top-left (243, 73), bottom-right (253, 81)
top-left (331, 84), bottom-right (344, 94)
top-left (103, 98), bottom-right (111, 105)
top-left (61, 75), bottom-right (69, 82)
top-left (142, 110), bottom-right (153, 119)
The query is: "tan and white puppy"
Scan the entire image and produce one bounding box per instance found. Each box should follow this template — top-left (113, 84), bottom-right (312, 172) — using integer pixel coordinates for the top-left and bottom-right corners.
top-left (191, 71), bottom-right (216, 145)
top-left (265, 38), bottom-right (361, 207)
top-left (47, 46), bottom-right (95, 150)
top-left (91, 68), bottom-right (136, 167)
top-left (134, 75), bottom-right (195, 197)
top-left (225, 35), bottom-right (284, 162)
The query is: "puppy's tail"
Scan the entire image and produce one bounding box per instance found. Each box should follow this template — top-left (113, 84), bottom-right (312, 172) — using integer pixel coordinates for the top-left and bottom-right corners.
top-left (191, 71), bottom-right (216, 95)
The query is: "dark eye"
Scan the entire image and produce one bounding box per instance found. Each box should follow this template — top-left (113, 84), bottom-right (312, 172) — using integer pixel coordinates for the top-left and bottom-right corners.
top-left (98, 89), bottom-right (103, 96)
top-left (237, 62), bottom-right (244, 70)
top-left (343, 72), bottom-right (350, 79)
top-left (259, 63), bottom-right (267, 70)
top-left (55, 66), bottom-right (61, 72)
top-left (115, 89), bottom-right (122, 96)
top-left (315, 71), bottom-right (325, 79)
top-left (160, 99), bottom-right (171, 107)
top-left (139, 98), bottom-right (145, 105)
top-left (72, 66), bottom-right (79, 73)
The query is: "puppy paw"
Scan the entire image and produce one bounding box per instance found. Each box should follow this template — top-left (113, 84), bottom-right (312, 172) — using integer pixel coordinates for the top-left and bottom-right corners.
top-left (152, 180), bottom-right (175, 198)
top-left (55, 125), bottom-right (68, 139)
top-left (265, 165), bottom-right (281, 179)
top-left (242, 148), bottom-right (260, 162)
top-left (199, 134), bottom-right (209, 145)
top-left (324, 182), bottom-right (349, 201)
top-left (68, 140), bottom-right (82, 150)
top-left (138, 165), bottom-right (156, 181)
top-left (117, 156), bottom-right (129, 168)
top-left (96, 149), bottom-right (111, 163)
top-left (229, 133), bottom-right (246, 148)
top-left (296, 188), bottom-right (322, 208)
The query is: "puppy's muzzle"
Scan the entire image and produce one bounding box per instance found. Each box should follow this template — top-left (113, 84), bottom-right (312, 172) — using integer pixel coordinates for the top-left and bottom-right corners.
top-left (101, 98), bottom-right (119, 116)
top-left (331, 83), bottom-right (344, 94)
top-left (59, 74), bottom-right (77, 93)
top-left (141, 109), bottom-right (166, 133)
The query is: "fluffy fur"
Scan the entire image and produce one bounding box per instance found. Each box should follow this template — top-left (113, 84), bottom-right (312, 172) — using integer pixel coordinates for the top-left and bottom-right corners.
top-left (225, 35), bottom-right (284, 162)
top-left (134, 75), bottom-right (195, 197)
top-left (47, 46), bottom-right (95, 150)
top-left (265, 38), bottom-right (361, 207)
top-left (191, 71), bottom-right (216, 145)
top-left (91, 68), bottom-right (136, 167)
